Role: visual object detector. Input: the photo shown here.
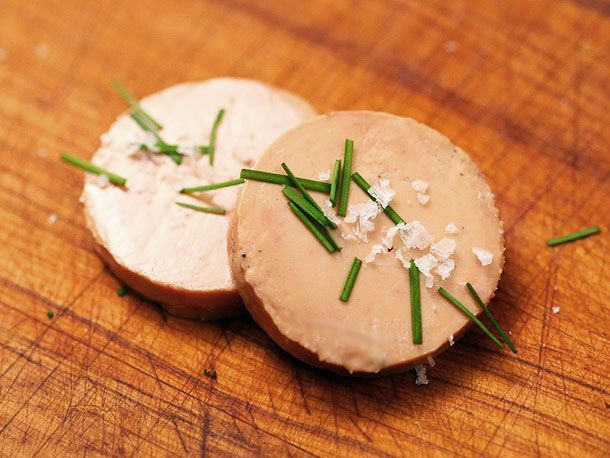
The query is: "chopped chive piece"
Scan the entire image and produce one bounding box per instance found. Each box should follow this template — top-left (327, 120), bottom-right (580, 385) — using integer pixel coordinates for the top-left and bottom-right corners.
top-left (438, 288), bottom-right (504, 349)
top-left (175, 201), bottom-right (226, 214)
top-left (130, 112), bottom-right (183, 165)
top-left (409, 260), bottom-right (422, 344)
top-left (180, 178), bottom-right (244, 194)
top-left (319, 223), bottom-right (341, 252)
top-left (288, 201), bottom-right (336, 253)
top-left (282, 186), bottom-right (328, 226)
top-left (112, 81), bottom-right (162, 130)
top-left (61, 153), bottom-right (127, 186)
top-left (117, 286), bottom-right (130, 297)
top-left (338, 139), bottom-right (354, 217)
top-left (200, 108), bottom-right (226, 166)
top-left (47, 310), bottom-right (54, 319)
top-left (240, 169), bottom-right (331, 193)
top-left (466, 283), bottom-right (516, 353)
top-left (281, 163), bottom-right (336, 229)
top-left (329, 159), bottom-right (341, 207)
top-left (546, 226), bottom-right (600, 247)
top-left (340, 257), bottom-right (363, 301)
top-left (351, 172), bottom-right (405, 225)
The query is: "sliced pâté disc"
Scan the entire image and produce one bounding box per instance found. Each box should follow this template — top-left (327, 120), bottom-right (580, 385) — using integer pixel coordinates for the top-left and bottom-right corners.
top-left (229, 111), bottom-right (505, 375)
top-left (82, 78), bottom-right (316, 319)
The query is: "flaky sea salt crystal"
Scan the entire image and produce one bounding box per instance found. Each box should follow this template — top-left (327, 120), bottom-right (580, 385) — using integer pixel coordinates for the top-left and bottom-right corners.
top-left (394, 248), bottom-right (410, 268)
top-left (381, 223), bottom-right (405, 249)
top-left (472, 247), bottom-right (493, 266)
top-left (445, 223), bottom-right (458, 234)
top-left (424, 276), bottom-right (434, 288)
top-left (369, 179), bottom-right (395, 209)
top-left (431, 238), bottom-right (456, 261)
top-left (414, 364), bottom-right (429, 385)
top-left (448, 335), bottom-right (455, 346)
top-left (417, 193), bottom-right (430, 206)
top-left (427, 356), bottom-right (435, 367)
top-left (318, 169), bottom-right (330, 181)
top-left (399, 221), bottom-right (433, 250)
top-left (415, 254), bottom-right (437, 288)
top-left (47, 213), bottom-right (58, 225)
top-left (552, 306), bottom-right (560, 314)
top-left (344, 201), bottom-right (381, 242)
top-left (411, 179), bottom-right (428, 193)
top-left (364, 244), bottom-right (385, 264)
top-left (323, 200), bottom-right (341, 225)
top-left (436, 259), bottom-right (455, 280)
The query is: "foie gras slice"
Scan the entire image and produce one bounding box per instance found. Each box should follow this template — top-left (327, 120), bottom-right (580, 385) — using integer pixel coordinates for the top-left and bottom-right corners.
top-left (82, 78), bottom-right (316, 319)
top-left (229, 111), bottom-right (505, 375)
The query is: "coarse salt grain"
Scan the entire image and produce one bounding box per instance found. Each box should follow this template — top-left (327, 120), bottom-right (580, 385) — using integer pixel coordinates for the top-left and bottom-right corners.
top-left (47, 213), bottom-right (58, 225)
top-left (414, 364), bottom-right (429, 385)
top-left (364, 244), bottom-right (385, 264)
top-left (368, 179), bottom-right (395, 209)
top-left (448, 335), bottom-right (455, 346)
top-left (552, 306), bottom-right (560, 314)
top-left (344, 201), bottom-right (381, 243)
top-left (436, 259), bottom-right (455, 280)
top-left (427, 355), bottom-right (435, 367)
top-left (323, 200), bottom-right (341, 225)
top-left (381, 223), bottom-right (404, 249)
top-left (472, 247), bottom-right (493, 266)
top-left (399, 220), bottom-right (433, 250)
top-left (411, 179), bottom-right (428, 193)
top-left (318, 169), bottom-right (330, 181)
top-left (394, 247), bottom-right (410, 268)
top-left (445, 222), bottom-right (458, 234)
top-left (415, 254), bottom-right (438, 288)
top-left (417, 193), bottom-right (430, 206)
top-left (431, 238), bottom-right (456, 261)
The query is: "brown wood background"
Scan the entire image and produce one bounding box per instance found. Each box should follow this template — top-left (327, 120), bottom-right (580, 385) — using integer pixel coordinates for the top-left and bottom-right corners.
top-left (1, 0), bottom-right (609, 456)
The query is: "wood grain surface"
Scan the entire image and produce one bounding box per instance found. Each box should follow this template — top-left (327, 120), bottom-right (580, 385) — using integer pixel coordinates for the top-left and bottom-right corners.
top-left (1, 0), bottom-right (609, 456)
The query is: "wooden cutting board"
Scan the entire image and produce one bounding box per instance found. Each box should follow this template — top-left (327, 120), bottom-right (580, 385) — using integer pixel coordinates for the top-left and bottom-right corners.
top-left (1, 0), bottom-right (608, 455)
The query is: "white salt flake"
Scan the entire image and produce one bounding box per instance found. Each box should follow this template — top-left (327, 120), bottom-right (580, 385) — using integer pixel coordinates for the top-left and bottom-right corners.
top-left (322, 200), bottom-right (341, 225)
top-left (417, 193), bottom-right (430, 206)
top-left (552, 306), bottom-right (560, 314)
top-left (394, 248), bottom-right (410, 268)
top-left (47, 213), bottom-right (58, 225)
top-left (35, 43), bottom-right (49, 59)
top-left (472, 247), bottom-right (493, 266)
top-left (381, 223), bottom-right (405, 250)
top-left (414, 364), bottom-right (429, 385)
top-left (424, 276), bottom-right (434, 288)
top-left (445, 223), bottom-right (458, 234)
top-left (318, 169), bottom-right (330, 181)
top-left (411, 179), bottom-right (428, 193)
top-left (364, 244), bottom-right (384, 264)
top-left (344, 201), bottom-right (381, 242)
top-left (37, 148), bottom-right (47, 158)
top-left (399, 221), bottom-right (433, 250)
top-left (431, 238), bottom-right (456, 261)
top-left (444, 41), bottom-right (459, 53)
top-left (368, 179), bottom-right (395, 209)
top-left (427, 356), bottom-right (436, 367)
top-left (448, 334), bottom-right (455, 346)
top-left (415, 254), bottom-right (438, 288)
top-left (436, 259), bottom-right (455, 280)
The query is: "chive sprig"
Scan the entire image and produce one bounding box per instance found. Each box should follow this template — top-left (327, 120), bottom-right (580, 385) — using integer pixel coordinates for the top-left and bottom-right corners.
top-left (351, 172), bottom-right (405, 225)
top-left (200, 108), bottom-right (225, 166)
top-left (175, 201), bottom-right (226, 214)
top-left (112, 81), bottom-right (162, 130)
top-left (61, 153), bottom-right (127, 186)
top-left (466, 283), bottom-right (516, 353)
top-left (288, 202), bottom-right (337, 253)
top-left (282, 186), bottom-right (328, 226)
top-left (409, 260), bottom-right (423, 344)
top-left (240, 169), bottom-right (331, 193)
top-left (329, 159), bottom-right (341, 207)
top-left (340, 257), bottom-right (363, 301)
top-left (338, 139), bottom-right (353, 217)
top-left (180, 178), bottom-right (244, 194)
top-left (438, 287), bottom-right (504, 349)
top-left (546, 226), bottom-right (600, 247)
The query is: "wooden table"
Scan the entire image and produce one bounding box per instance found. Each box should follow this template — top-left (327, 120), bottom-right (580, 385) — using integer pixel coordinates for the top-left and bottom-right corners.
top-left (1, 0), bottom-right (608, 456)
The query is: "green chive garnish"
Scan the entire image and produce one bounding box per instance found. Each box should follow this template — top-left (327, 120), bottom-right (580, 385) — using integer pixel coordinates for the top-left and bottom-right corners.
top-left (180, 178), bottom-right (244, 194)
top-left (338, 139), bottom-right (353, 217)
top-left (288, 201), bottom-right (337, 253)
top-left (47, 310), bottom-right (54, 319)
top-left (240, 169), bottom-right (331, 193)
top-left (340, 257), bottom-right (363, 302)
top-left (546, 226), bottom-right (600, 247)
top-left (282, 186), bottom-right (328, 226)
top-left (281, 163), bottom-right (336, 229)
top-left (329, 159), bottom-right (341, 207)
top-left (200, 108), bottom-right (226, 166)
top-left (438, 288), bottom-right (504, 349)
top-left (112, 81), bottom-right (162, 130)
top-left (61, 153), bottom-right (127, 186)
top-left (131, 112), bottom-right (183, 165)
top-left (409, 260), bottom-right (422, 344)
top-left (175, 201), bottom-right (226, 214)
top-left (466, 283), bottom-right (516, 353)
top-left (117, 286), bottom-right (130, 297)
top-left (351, 172), bottom-right (405, 225)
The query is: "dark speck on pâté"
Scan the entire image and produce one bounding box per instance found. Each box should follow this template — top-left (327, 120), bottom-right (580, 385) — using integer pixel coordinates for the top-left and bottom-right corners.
top-left (241, 253), bottom-right (247, 258)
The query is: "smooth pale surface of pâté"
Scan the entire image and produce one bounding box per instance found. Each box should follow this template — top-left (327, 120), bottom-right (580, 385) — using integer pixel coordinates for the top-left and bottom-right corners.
top-left (229, 111), bottom-right (505, 374)
top-left (82, 78), bottom-right (316, 319)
